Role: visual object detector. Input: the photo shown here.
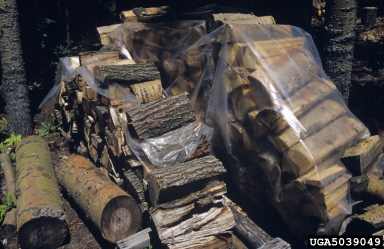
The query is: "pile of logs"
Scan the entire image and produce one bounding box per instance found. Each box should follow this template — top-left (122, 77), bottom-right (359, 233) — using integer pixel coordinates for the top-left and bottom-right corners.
top-left (55, 32), bottom-right (287, 247)
top-left (46, 5), bottom-right (384, 247)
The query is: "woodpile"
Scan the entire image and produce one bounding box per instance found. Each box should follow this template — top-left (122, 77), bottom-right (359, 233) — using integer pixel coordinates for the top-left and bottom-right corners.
top-left (47, 6), bottom-right (384, 247)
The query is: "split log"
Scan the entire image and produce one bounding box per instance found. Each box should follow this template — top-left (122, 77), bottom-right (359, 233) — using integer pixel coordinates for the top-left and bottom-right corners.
top-left (129, 79), bottom-right (163, 103)
top-left (94, 63), bottom-right (160, 86)
top-left (167, 234), bottom-right (236, 249)
top-left (152, 203), bottom-right (235, 245)
top-left (15, 136), bottom-right (67, 249)
top-left (343, 204), bottom-right (384, 235)
top-left (57, 155), bottom-right (141, 243)
top-left (186, 135), bottom-right (211, 160)
top-left (116, 227), bottom-right (152, 249)
top-left (79, 51), bottom-right (120, 66)
top-left (258, 238), bottom-right (291, 249)
top-left (211, 14), bottom-right (275, 32)
top-left (282, 115), bottom-right (367, 176)
top-left (223, 196), bottom-right (274, 249)
top-left (125, 92), bottom-right (195, 139)
top-left (121, 10), bottom-right (213, 25)
top-left (0, 153), bottom-right (16, 239)
top-left (273, 98), bottom-right (346, 151)
top-left (133, 6), bottom-right (172, 16)
top-left (350, 174), bottom-right (384, 203)
top-left (123, 168), bottom-right (146, 204)
top-left (294, 162), bottom-right (347, 188)
top-left (254, 78), bottom-right (337, 133)
top-left (341, 135), bottom-right (383, 175)
top-left (96, 24), bottom-right (121, 45)
top-left (147, 155), bottom-right (226, 206)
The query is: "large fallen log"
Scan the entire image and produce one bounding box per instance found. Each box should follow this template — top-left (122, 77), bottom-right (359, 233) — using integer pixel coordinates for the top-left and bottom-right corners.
top-left (15, 136), bottom-right (67, 249)
top-left (125, 92), bottom-right (195, 139)
top-left (0, 152), bottom-right (16, 239)
top-left (57, 155), bottom-right (141, 243)
top-left (147, 155), bottom-right (227, 206)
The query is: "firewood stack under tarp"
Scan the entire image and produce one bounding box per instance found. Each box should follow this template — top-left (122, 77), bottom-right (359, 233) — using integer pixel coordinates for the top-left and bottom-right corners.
top-left (107, 19), bottom-right (382, 241)
top-left (41, 8), bottom-right (384, 247)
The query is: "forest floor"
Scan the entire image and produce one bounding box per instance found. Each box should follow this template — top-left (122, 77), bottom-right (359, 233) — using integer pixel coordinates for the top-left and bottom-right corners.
top-left (0, 17), bottom-right (383, 249)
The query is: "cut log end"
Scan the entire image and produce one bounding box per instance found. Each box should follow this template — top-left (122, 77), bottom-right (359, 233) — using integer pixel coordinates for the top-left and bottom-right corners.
top-left (18, 216), bottom-right (68, 249)
top-left (101, 195), bottom-right (142, 243)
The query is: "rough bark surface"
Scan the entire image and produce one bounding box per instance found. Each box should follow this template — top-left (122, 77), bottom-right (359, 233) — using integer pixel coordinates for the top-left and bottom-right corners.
top-left (0, 0), bottom-right (32, 136)
top-left (56, 155), bottom-right (141, 243)
top-left (0, 153), bottom-right (16, 239)
top-left (126, 92), bottom-right (195, 139)
top-left (15, 136), bottom-right (67, 249)
top-left (350, 174), bottom-right (384, 203)
top-left (322, 0), bottom-right (358, 104)
top-left (147, 155), bottom-right (226, 206)
top-left (94, 63), bottom-right (160, 85)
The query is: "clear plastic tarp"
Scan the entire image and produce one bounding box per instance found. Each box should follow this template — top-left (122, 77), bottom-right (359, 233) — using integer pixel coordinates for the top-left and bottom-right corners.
top-left (43, 21), bottom-right (371, 241)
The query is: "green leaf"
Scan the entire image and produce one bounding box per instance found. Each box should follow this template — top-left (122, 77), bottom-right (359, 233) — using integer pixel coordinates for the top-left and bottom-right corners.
top-left (6, 193), bottom-right (13, 207)
top-left (10, 152), bottom-right (16, 161)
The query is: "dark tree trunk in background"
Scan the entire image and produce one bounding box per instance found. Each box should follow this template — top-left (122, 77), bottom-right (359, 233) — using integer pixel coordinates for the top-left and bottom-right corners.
top-left (322, 0), bottom-right (358, 104)
top-left (0, 0), bottom-right (32, 136)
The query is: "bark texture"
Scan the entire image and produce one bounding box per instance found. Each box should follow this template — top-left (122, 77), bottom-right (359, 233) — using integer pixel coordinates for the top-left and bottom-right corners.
top-left (322, 0), bottom-right (358, 104)
top-left (147, 155), bottom-right (226, 206)
top-left (57, 155), bottom-right (141, 243)
top-left (15, 136), bottom-right (67, 249)
top-left (94, 63), bottom-right (160, 86)
top-left (0, 153), bottom-right (16, 239)
top-left (125, 92), bottom-right (195, 139)
top-left (0, 0), bottom-right (32, 136)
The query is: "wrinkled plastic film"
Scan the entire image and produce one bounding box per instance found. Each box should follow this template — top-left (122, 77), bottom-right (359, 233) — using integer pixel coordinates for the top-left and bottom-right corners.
top-left (77, 66), bottom-right (140, 105)
top-left (39, 57), bottom-right (80, 110)
top-left (123, 121), bottom-right (213, 168)
top-left (110, 22), bottom-right (371, 240)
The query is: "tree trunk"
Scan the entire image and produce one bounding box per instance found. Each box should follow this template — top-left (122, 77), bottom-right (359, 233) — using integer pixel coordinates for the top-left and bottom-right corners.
top-left (322, 0), bottom-right (358, 104)
top-left (0, 0), bottom-right (32, 137)
top-left (15, 136), bottom-right (67, 249)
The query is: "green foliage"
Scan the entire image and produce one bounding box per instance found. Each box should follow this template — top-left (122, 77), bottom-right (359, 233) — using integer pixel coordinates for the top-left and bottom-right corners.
top-left (37, 121), bottom-right (59, 138)
top-left (4, 134), bottom-right (22, 148)
top-left (144, 245), bottom-right (153, 249)
top-left (0, 119), bottom-right (8, 137)
top-left (0, 193), bottom-right (15, 223)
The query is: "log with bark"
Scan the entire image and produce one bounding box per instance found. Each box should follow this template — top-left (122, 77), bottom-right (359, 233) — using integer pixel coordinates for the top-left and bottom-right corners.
top-left (94, 63), bottom-right (160, 86)
top-left (342, 204), bottom-right (384, 235)
top-left (79, 51), bottom-right (120, 66)
top-left (222, 196), bottom-right (282, 249)
top-left (210, 14), bottom-right (275, 32)
top-left (147, 155), bottom-right (227, 206)
top-left (350, 174), bottom-right (384, 203)
top-left (15, 136), bottom-right (67, 249)
top-left (341, 135), bottom-right (383, 175)
top-left (56, 155), bottom-right (141, 243)
top-left (0, 152), bottom-right (16, 239)
top-left (125, 92), bottom-right (195, 139)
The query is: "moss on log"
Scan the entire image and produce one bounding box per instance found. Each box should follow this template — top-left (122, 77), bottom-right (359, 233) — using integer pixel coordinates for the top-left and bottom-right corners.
top-left (15, 136), bottom-right (67, 249)
top-left (57, 155), bottom-right (141, 243)
top-left (0, 153), bottom-right (16, 239)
